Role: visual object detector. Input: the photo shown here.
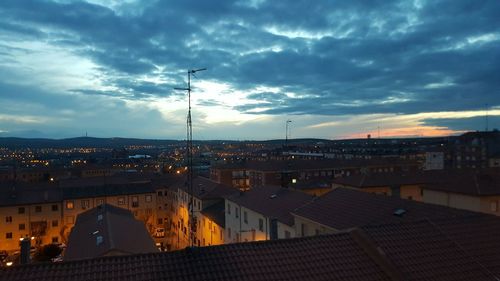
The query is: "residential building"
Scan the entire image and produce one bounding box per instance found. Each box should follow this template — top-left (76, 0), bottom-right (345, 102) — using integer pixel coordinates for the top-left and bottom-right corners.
top-left (225, 185), bottom-right (315, 243)
top-left (291, 187), bottom-right (482, 236)
top-left (65, 204), bottom-right (158, 261)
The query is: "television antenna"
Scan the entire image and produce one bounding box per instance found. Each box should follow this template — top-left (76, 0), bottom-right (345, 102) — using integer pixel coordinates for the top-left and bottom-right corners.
top-left (174, 68), bottom-right (206, 247)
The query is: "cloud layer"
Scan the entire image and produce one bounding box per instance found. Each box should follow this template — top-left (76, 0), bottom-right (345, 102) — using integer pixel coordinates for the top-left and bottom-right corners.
top-left (0, 0), bottom-right (499, 139)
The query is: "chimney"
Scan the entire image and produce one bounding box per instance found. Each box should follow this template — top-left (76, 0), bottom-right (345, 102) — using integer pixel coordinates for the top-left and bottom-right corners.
top-left (20, 238), bottom-right (31, 265)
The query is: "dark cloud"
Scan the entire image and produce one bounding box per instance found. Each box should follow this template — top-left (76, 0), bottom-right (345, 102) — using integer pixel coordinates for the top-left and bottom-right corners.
top-left (423, 116), bottom-right (500, 132)
top-left (0, 0), bottom-right (499, 137)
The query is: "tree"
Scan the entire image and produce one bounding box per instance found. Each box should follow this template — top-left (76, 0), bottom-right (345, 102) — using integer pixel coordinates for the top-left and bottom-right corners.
top-left (33, 244), bottom-right (62, 262)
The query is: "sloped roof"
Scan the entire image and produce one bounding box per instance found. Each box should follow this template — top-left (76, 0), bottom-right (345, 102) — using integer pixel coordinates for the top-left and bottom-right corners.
top-left (292, 187), bottom-right (482, 230)
top-left (2, 219), bottom-right (499, 281)
top-left (227, 185), bottom-right (315, 225)
top-left (64, 204), bottom-right (158, 261)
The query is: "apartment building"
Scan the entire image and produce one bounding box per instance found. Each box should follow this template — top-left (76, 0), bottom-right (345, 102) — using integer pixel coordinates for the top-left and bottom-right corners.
top-left (225, 185), bottom-right (314, 243)
top-left (174, 177), bottom-right (238, 249)
top-left (211, 158), bottom-right (419, 190)
top-left (0, 184), bottom-right (63, 251)
top-left (0, 174), bottom-right (182, 252)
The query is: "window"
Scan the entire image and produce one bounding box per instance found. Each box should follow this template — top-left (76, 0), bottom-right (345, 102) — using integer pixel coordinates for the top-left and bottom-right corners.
top-left (66, 201), bottom-right (74, 210)
top-left (6, 233), bottom-right (12, 239)
top-left (408, 196), bottom-right (413, 200)
top-left (227, 203), bottom-right (231, 214)
top-left (52, 220), bottom-right (58, 227)
top-left (18, 207), bottom-right (25, 214)
top-left (96, 199), bottom-right (104, 206)
top-left (19, 223), bottom-right (25, 230)
top-left (243, 211), bottom-right (248, 224)
top-left (35, 206), bottom-right (42, 212)
top-left (157, 191), bottom-right (163, 196)
top-left (81, 200), bottom-right (89, 210)
top-left (259, 218), bottom-right (264, 232)
top-left (228, 227), bottom-right (232, 238)
top-left (51, 205), bottom-right (58, 211)
top-left (157, 218), bottom-right (163, 225)
top-left (301, 223), bottom-right (306, 236)
top-left (491, 201), bottom-right (498, 212)
top-left (118, 197), bottom-right (125, 205)
top-left (284, 230), bottom-right (291, 239)
top-left (5, 216), bottom-right (12, 223)
top-left (96, 236), bottom-right (104, 245)
top-left (132, 196), bottom-right (139, 208)
top-left (52, 237), bottom-right (59, 243)
top-left (235, 208), bottom-right (239, 218)
top-left (145, 195), bottom-right (152, 202)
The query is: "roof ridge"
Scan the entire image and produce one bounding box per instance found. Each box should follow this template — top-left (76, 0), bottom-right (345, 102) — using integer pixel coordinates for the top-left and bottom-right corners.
top-left (349, 228), bottom-right (404, 281)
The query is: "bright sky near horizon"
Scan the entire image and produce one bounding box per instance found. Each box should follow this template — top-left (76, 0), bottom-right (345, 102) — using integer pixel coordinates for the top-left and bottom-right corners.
top-left (0, 0), bottom-right (499, 140)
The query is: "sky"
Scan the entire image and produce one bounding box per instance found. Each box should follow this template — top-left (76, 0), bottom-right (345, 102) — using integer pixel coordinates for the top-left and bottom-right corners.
top-left (0, 0), bottom-right (499, 140)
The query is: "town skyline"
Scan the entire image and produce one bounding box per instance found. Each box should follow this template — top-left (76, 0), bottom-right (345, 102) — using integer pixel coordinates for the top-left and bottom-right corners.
top-left (0, 0), bottom-right (499, 140)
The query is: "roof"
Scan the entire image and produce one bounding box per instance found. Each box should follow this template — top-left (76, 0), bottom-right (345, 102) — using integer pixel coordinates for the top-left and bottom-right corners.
top-left (292, 187), bottom-right (482, 230)
top-left (424, 168), bottom-right (500, 196)
top-left (213, 158), bottom-right (418, 172)
top-left (227, 185), bottom-right (315, 225)
top-left (64, 204), bottom-right (158, 261)
top-left (201, 200), bottom-right (226, 227)
top-left (332, 169), bottom-right (500, 195)
top-left (2, 219), bottom-right (499, 281)
top-left (0, 184), bottom-right (62, 206)
top-left (177, 176), bottom-right (239, 200)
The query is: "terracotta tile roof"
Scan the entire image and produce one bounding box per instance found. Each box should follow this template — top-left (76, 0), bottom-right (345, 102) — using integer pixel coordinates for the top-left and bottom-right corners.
top-left (362, 220), bottom-right (496, 281)
top-left (64, 204), bottom-right (158, 261)
top-left (177, 176), bottom-right (239, 199)
top-left (331, 168), bottom-right (500, 195)
top-left (2, 219), bottom-right (499, 281)
top-left (424, 169), bottom-right (500, 195)
top-left (227, 185), bottom-right (315, 225)
top-left (435, 216), bottom-right (500, 276)
top-left (292, 187), bottom-right (481, 230)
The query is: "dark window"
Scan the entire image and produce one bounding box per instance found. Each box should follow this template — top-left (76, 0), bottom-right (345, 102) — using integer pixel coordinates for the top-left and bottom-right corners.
top-left (244, 211), bottom-right (248, 224)
top-left (5, 216), bottom-right (12, 223)
top-left (6, 233), bottom-right (12, 239)
top-left (35, 206), bottom-right (42, 212)
top-left (52, 220), bottom-right (58, 227)
top-left (18, 207), bottom-right (25, 214)
top-left (52, 205), bottom-right (58, 211)
top-left (19, 224), bottom-right (25, 230)
top-left (52, 237), bottom-right (58, 243)
top-left (157, 218), bottom-right (163, 225)
top-left (157, 191), bottom-right (163, 196)
top-left (259, 218), bottom-right (264, 231)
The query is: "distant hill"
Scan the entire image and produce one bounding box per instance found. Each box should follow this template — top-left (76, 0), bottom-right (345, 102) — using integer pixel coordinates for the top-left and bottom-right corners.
top-left (0, 137), bottom-right (183, 149)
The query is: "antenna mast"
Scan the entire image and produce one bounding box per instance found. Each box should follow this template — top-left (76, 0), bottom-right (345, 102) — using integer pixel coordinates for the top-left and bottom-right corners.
top-left (174, 68), bottom-right (206, 247)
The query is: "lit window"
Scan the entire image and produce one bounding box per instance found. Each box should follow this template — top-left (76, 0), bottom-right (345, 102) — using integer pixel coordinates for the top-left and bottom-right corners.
top-left (66, 201), bottom-right (74, 210)
top-left (118, 197), bottom-right (125, 205)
